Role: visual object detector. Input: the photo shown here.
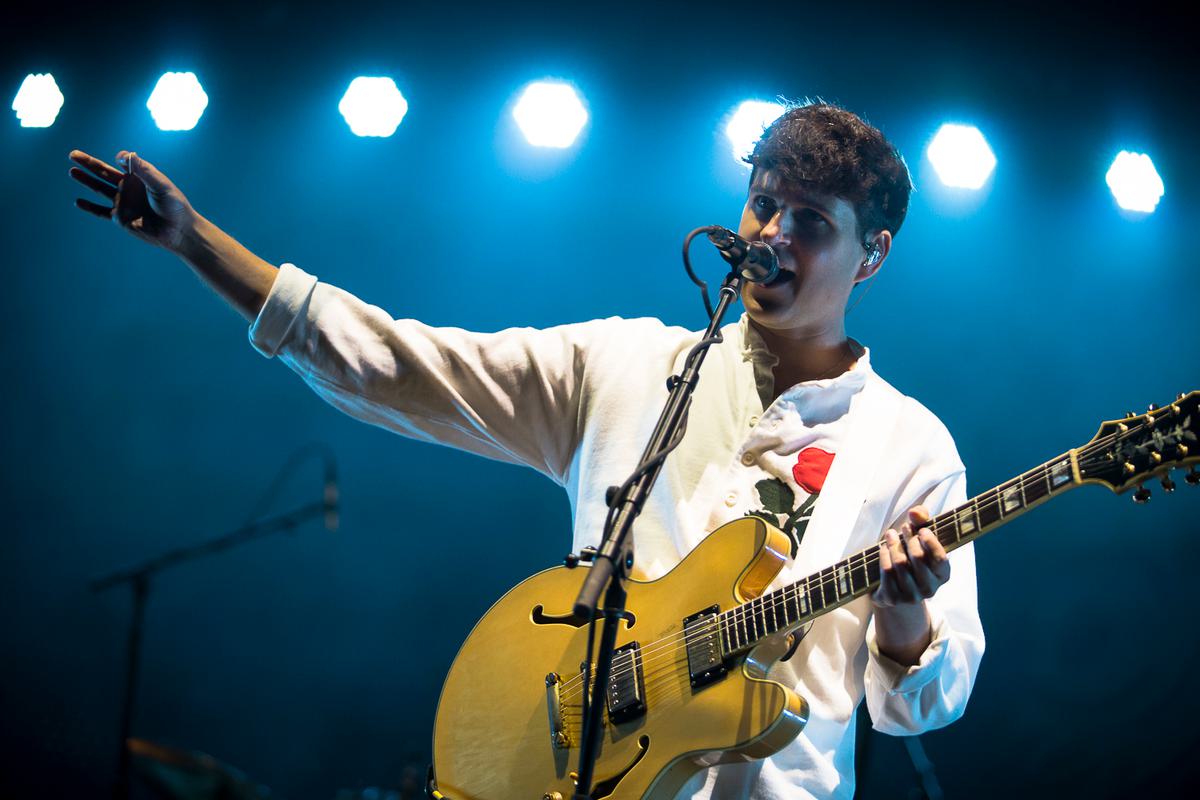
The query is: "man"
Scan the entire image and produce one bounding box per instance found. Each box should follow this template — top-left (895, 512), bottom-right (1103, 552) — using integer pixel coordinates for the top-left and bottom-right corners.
top-left (69, 102), bottom-right (983, 798)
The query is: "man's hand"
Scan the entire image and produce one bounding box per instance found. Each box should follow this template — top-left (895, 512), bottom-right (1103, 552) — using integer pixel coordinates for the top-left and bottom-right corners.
top-left (871, 505), bottom-right (951, 665)
top-left (69, 150), bottom-right (198, 252)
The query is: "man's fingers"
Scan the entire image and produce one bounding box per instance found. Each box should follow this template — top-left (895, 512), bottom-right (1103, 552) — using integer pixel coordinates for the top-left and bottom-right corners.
top-left (69, 150), bottom-right (123, 184)
top-left (69, 167), bottom-right (117, 198)
top-left (74, 197), bottom-right (112, 219)
top-left (124, 153), bottom-right (172, 193)
top-left (907, 505), bottom-right (932, 527)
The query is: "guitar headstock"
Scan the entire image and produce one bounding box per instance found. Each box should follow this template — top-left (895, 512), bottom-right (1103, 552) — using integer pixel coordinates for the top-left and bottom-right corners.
top-left (1077, 391), bottom-right (1199, 501)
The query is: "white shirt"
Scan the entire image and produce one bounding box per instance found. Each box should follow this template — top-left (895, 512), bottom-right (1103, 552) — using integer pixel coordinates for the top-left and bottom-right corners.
top-left (250, 262), bottom-right (985, 799)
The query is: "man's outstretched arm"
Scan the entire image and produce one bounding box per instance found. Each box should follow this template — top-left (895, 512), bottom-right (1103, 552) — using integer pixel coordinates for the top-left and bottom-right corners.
top-left (69, 149), bottom-right (276, 322)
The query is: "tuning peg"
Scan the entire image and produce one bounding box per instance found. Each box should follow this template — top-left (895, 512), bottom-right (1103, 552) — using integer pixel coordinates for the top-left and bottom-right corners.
top-left (1178, 444), bottom-right (1191, 459)
top-left (1125, 411), bottom-right (1137, 419)
top-left (1186, 468), bottom-right (1200, 487)
top-left (1133, 485), bottom-right (1152, 504)
top-left (1161, 475), bottom-right (1176, 493)
top-left (1123, 461), bottom-right (1137, 475)
top-left (1179, 392), bottom-right (1188, 401)
top-left (1150, 451), bottom-right (1163, 466)
top-left (1148, 403), bottom-right (1159, 412)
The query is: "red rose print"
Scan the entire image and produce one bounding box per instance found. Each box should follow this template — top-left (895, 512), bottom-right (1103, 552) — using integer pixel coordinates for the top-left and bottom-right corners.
top-left (792, 447), bottom-right (835, 494)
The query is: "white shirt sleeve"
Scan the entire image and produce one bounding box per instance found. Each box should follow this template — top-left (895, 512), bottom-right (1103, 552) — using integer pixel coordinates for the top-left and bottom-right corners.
top-left (248, 262), bottom-right (602, 485)
top-left (862, 468), bottom-right (985, 734)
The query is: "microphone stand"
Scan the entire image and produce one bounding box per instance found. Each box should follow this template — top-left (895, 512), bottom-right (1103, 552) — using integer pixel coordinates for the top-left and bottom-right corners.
top-left (570, 268), bottom-right (746, 799)
top-left (91, 499), bottom-right (331, 800)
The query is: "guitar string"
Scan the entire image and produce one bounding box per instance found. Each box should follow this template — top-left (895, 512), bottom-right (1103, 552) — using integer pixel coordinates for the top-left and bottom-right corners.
top-left (557, 434), bottom-right (1140, 701)
top-left (556, 424), bottom-right (1179, 701)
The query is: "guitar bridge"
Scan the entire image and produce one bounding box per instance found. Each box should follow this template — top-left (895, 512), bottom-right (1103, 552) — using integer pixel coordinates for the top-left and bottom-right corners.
top-left (544, 672), bottom-right (571, 749)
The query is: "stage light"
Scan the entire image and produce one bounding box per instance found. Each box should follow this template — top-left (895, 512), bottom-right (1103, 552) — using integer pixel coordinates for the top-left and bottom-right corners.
top-left (12, 73), bottom-right (64, 128)
top-left (338, 77), bottom-right (408, 138)
top-left (146, 72), bottom-right (209, 131)
top-left (511, 81), bottom-right (588, 148)
top-left (1106, 151), bottom-right (1164, 213)
top-left (725, 100), bottom-right (785, 164)
top-left (927, 124), bottom-right (996, 189)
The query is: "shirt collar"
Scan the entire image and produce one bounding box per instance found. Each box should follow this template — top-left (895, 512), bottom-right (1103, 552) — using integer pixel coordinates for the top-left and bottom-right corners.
top-left (738, 313), bottom-right (871, 396)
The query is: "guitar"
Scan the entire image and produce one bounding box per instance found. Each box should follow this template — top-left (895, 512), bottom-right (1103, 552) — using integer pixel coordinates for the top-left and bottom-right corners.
top-left (429, 393), bottom-right (1199, 800)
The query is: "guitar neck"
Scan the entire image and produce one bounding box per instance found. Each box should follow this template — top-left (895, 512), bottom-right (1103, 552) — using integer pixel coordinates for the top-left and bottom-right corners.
top-left (718, 450), bottom-right (1082, 656)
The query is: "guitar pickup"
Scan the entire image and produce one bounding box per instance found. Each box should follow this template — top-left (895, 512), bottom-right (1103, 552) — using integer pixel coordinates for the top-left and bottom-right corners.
top-left (606, 642), bottom-right (647, 725)
top-left (684, 605), bottom-right (727, 690)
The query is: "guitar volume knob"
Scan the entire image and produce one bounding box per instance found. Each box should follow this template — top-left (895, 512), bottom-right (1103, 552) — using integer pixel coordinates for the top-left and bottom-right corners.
top-left (1161, 476), bottom-right (1176, 493)
top-left (1133, 485), bottom-right (1152, 504)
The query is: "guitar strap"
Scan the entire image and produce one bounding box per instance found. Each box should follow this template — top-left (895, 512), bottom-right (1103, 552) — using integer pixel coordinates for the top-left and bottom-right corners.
top-left (786, 375), bottom-right (905, 581)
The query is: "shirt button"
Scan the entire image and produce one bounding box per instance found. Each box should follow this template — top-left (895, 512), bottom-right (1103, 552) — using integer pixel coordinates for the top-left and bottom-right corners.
top-left (724, 491), bottom-right (738, 507)
top-left (749, 415), bottom-right (760, 427)
top-left (740, 452), bottom-right (755, 466)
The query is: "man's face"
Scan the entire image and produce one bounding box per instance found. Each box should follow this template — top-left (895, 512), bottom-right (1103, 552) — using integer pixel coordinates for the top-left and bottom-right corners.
top-left (736, 169), bottom-right (877, 336)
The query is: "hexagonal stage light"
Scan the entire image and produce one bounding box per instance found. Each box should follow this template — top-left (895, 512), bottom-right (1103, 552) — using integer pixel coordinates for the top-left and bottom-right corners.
top-left (12, 73), bottom-right (64, 128)
top-left (146, 72), bottom-right (209, 131)
top-left (338, 77), bottom-right (409, 137)
top-left (927, 123), bottom-right (996, 190)
top-left (512, 81), bottom-right (588, 148)
top-left (1105, 151), bottom-right (1164, 213)
top-left (725, 100), bottom-right (785, 165)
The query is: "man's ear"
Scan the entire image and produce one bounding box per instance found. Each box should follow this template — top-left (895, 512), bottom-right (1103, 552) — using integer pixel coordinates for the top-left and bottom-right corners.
top-left (855, 230), bottom-right (892, 283)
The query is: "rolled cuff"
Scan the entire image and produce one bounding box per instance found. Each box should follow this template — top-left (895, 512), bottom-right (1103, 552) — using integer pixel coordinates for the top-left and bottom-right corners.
top-left (866, 602), bottom-right (952, 695)
top-left (249, 262), bottom-right (318, 358)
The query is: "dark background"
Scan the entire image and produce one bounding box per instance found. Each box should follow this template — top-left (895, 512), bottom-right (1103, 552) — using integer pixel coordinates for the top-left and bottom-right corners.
top-left (2, 1), bottom-right (1197, 797)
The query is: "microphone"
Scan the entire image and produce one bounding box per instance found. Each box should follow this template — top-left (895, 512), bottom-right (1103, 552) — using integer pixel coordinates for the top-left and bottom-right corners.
top-left (323, 456), bottom-right (339, 533)
top-left (706, 227), bottom-right (779, 284)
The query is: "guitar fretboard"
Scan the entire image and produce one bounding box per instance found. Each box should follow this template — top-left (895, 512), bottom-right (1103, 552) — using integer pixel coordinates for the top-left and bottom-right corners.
top-left (718, 452), bottom-right (1078, 655)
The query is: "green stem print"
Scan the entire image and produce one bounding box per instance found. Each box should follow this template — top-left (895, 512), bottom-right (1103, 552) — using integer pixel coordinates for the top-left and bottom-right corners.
top-left (745, 477), bottom-right (820, 558)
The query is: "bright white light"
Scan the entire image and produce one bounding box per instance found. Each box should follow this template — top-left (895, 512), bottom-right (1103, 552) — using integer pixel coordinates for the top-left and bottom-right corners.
top-left (725, 100), bottom-right (786, 165)
top-left (12, 73), bottom-right (64, 128)
top-left (146, 72), bottom-right (209, 131)
top-left (338, 77), bottom-right (408, 137)
top-left (927, 123), bottom-right (996, 189)
top-left (512, 81), bottom-right (588, 148)
top-left (1106, 151), bottom-right (1164, 213)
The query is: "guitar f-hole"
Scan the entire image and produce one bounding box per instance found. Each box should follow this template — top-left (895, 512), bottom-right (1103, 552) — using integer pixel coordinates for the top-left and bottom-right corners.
top-left (531, 605), bottom-right (636, 629)
top-left (589, 735), bottom-right (650, 799)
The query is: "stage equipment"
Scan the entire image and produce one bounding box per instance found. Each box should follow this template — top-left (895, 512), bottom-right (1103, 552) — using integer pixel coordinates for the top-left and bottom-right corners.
top-left (926, 123), bottom-right (996, 190)
top-left (91, 444), bottom-right (339, 800)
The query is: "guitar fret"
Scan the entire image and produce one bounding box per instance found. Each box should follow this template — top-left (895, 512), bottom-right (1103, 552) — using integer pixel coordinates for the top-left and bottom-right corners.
top-left (1023, 465), bottom-right (1051, 505)
top-left (1049, 457), bottom-right (1072, 489)
top-left (849, 555), bottom-right (869, 594)
top-left (977, 491), bottom-right (1002, 529)
top-left (957, 503), bottom-right (980, 537)
top-left (1000, 479), bottom-right (1023, 516)
top-left (835, 563), bottom-right (850, 597)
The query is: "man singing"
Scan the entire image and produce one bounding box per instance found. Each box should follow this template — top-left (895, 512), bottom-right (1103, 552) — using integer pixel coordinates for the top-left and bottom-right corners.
top-left (70, 101), bottom-right (983, 798)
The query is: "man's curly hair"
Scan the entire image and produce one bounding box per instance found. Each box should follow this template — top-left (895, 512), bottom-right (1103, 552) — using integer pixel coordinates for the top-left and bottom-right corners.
top-left (745, 101), bottom-right (913, 247)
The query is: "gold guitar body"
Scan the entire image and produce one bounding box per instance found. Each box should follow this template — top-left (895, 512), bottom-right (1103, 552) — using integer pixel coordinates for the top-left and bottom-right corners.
top-left (431, 518), bottom-right (809, 799)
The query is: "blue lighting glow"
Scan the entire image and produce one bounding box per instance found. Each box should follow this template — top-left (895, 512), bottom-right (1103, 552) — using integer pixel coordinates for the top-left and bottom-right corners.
top-left (927, 123), bottom-right (996, 189)
top-left (725, 100), bottom-right (786, 165)
top-left (146, 72), bottom-right (209, 131)
top-left (511, 81), bottom-right (589, 148)
top-left (1105, 151), bottom-right (1164, 213)
top-left (338, 77), bottom-right (409, 138)
top-left (12, 73), bottom-right (64, 128)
